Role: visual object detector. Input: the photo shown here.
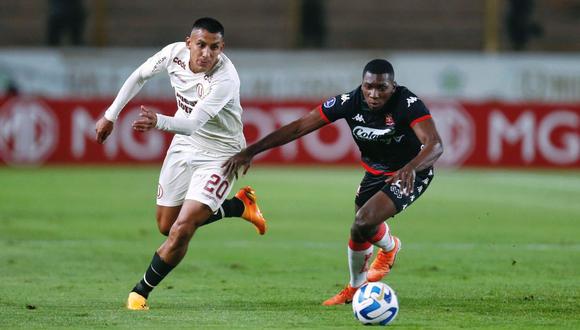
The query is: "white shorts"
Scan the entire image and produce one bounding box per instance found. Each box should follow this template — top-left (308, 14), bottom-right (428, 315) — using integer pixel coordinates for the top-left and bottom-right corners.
top-left (156, 147), bottom-right (236, 212)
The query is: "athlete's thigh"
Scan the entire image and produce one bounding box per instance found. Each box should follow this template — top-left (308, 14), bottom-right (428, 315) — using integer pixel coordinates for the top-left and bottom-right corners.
top-left (358, 188), bottom-right (398, 225)
top-left (174, 199), bottom-right (214, 227)
top-left (157, 149), bottom-right (192, 207)
top-left (185, 160), bottom-right (236, 212)
top-left (355, 172), bottom-right (387, 208)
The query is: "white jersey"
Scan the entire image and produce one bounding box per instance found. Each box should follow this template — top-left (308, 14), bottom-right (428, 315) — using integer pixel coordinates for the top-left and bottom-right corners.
top-left (105, 42), bottom-right (246, 157)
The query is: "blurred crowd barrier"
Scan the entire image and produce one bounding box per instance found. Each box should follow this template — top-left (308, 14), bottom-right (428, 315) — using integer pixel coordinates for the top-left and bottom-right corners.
top-left (1, 49), bottom-right (580, 102)
top-left (0, 49), bottom-right (578, 168)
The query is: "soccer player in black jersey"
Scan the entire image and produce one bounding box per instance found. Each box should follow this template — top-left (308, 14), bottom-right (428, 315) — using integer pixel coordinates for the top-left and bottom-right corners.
top-left (223, 59), bottom-right (443, 305)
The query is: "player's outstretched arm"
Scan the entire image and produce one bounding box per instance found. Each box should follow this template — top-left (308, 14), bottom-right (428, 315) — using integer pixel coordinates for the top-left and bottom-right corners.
top-left (385, 118), bottom-right (443, 195)
top-left (222, 108), bottom-right (328, 178)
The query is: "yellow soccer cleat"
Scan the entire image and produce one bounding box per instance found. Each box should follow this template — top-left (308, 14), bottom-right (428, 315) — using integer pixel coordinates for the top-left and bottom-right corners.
top-left (322, 285), bottom-right (358, 306)
top-left (235, 186), bottom-right (267, 235)
top-left (127, 292), bottom-right (149, 310)
top-left (367, 236), bottom-right (402, 282)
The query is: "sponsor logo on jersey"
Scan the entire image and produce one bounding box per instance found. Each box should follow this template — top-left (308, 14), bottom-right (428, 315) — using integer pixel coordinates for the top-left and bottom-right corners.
top-left (352, 126), bottom-right (394, 142)
top-left (176, 92), bottom-right (197, 113)
top-left (352, 114), bottom-right (365, 123)
top-left (406, 96), bottom-right (418, 107)
top-left (323, 97), bottom-right (336, 108)
top-left (340, 93), bottom-right (350, 105)
top-left (173, 57), bottom-right (186, 70)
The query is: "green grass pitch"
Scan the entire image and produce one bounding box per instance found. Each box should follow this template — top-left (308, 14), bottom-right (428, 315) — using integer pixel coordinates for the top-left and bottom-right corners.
top-left (0, 166), bottom-right (578, 329)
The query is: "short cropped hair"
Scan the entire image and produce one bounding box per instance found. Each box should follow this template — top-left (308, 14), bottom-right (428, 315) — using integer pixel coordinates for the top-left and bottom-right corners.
top-left (363, 59), bottom-right (394, 80)
top-left (192, 17), bottom-right (225, 37)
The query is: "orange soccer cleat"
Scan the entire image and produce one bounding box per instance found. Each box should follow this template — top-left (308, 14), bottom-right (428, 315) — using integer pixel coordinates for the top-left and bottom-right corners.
top-left (127, 292), bottom-right (149, 310)
top-left (235, 186), bottom-right (267, 235)
top-left (322, 285), bottom-right (358, 306)
top-left (367, 236), bottom-right (402, 282)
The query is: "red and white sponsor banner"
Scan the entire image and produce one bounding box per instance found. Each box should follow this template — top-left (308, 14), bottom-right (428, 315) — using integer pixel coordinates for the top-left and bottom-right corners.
top-left (0, 97), bottom-right (578, 168)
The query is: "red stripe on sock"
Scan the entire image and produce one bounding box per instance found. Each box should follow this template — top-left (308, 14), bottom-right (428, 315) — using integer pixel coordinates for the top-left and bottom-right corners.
top-left (370, 223), bottom-right (387, 243)
top-left (348, 239), bottom-right (372, 251)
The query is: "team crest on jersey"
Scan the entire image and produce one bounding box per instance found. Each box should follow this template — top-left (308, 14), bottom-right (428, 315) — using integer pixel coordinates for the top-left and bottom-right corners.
top-left (323, 97), bottom-right (336, 108)
top-left (385, 114), bottom-right (395, 126)
top-left (196, 83), bottom-right (204, 98)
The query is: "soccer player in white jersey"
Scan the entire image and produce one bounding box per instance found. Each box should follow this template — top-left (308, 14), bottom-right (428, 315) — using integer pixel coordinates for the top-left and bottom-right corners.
top-left (94, 17), bottom-right (266, 310)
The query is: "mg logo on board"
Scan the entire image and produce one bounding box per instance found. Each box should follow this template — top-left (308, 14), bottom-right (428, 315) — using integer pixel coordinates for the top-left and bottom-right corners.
top-left (0, 98), bottom-right (58, 166)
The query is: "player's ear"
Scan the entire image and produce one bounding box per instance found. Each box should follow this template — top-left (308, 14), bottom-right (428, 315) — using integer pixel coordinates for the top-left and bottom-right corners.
top-left (185, 36), bottom-right (191, 47)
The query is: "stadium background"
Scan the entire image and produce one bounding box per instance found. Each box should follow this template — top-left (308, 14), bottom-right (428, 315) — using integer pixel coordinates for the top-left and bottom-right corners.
top-left (0, 1), bottom-right (578, 328)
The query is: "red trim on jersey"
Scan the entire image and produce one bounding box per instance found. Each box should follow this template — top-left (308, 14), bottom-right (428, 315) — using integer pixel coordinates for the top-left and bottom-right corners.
top-left (360, 161), bottom-right (395, 176)
top-left (349, 239), bottom-right (372, 251)
top-left (317, 105), bottom-right (331, 123)
top-left (410, 114), bottom-right (432, 127)
top-left (370, 223), bottom-right (387, 243)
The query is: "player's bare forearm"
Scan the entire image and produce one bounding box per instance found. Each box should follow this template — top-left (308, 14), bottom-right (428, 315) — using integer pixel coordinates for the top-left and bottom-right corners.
top-left (406, 119), bottom-right (444, 172)
top-left (245, 109), bottom-right (327, 157)
top-left (407, 141), bottom-right (443, 172)
top-left (222, 109), bottom-right (327, 178)
top-left (385, 119), bottom-right (443, 195)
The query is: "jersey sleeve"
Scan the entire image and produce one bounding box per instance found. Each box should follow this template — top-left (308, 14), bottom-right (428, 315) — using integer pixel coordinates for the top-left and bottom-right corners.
top-left (404, 93), bottom-right (432, 127)
top-left (104, 45), bottom-right (172, 121)
top-left (318, 92), bottom-right (353, 123)
top-left (138, 43), bottom-right (173, 79)
top-left (194, 78), bottom-right (235, 118)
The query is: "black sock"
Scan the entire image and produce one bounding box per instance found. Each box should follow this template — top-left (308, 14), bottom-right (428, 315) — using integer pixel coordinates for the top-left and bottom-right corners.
top-left (132, 252), bottom-right (175, 298)
top-left (201, 197), bottom-right (245, 226)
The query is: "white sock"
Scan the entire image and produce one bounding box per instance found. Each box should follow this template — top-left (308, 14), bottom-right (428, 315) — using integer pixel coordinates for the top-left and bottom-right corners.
top-left (348, 240), bottom-right (374, 288)
top-left (370, 223), bottom-right (395, 252)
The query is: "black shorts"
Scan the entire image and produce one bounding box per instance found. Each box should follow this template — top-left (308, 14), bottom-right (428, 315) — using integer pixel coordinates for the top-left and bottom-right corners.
top-left (355, 167), bottom-right (435, 213)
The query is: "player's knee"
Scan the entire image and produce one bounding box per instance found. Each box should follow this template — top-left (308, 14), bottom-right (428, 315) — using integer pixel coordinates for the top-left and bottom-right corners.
top-left (168, 220), bottom-right (197, 247)
top-left (157, 218), bottom-right (171, 236)
top-left (156, 213), bottom-right (176, 236)
top-left (353, 209), bottom-right (375, 238)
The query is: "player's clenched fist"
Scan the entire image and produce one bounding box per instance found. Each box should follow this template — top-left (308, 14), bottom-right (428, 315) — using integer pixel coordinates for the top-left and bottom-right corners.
top-left (95, 117), bottom-right (114, 144)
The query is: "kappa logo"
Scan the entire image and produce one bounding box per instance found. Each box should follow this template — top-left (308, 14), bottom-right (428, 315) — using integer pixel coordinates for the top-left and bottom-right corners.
top-left (323, 97), bottom-right (336, 108)
top-left (352, 114), bottom-right (365, 123)
top-left (340, 93), bottom-right (350, 105)
top-left (406, 96), bottom-right (418, 108)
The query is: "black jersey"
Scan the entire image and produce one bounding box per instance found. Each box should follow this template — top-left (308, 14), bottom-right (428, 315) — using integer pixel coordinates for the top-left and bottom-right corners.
top-left (318, 85), bottom-right (431, 174)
